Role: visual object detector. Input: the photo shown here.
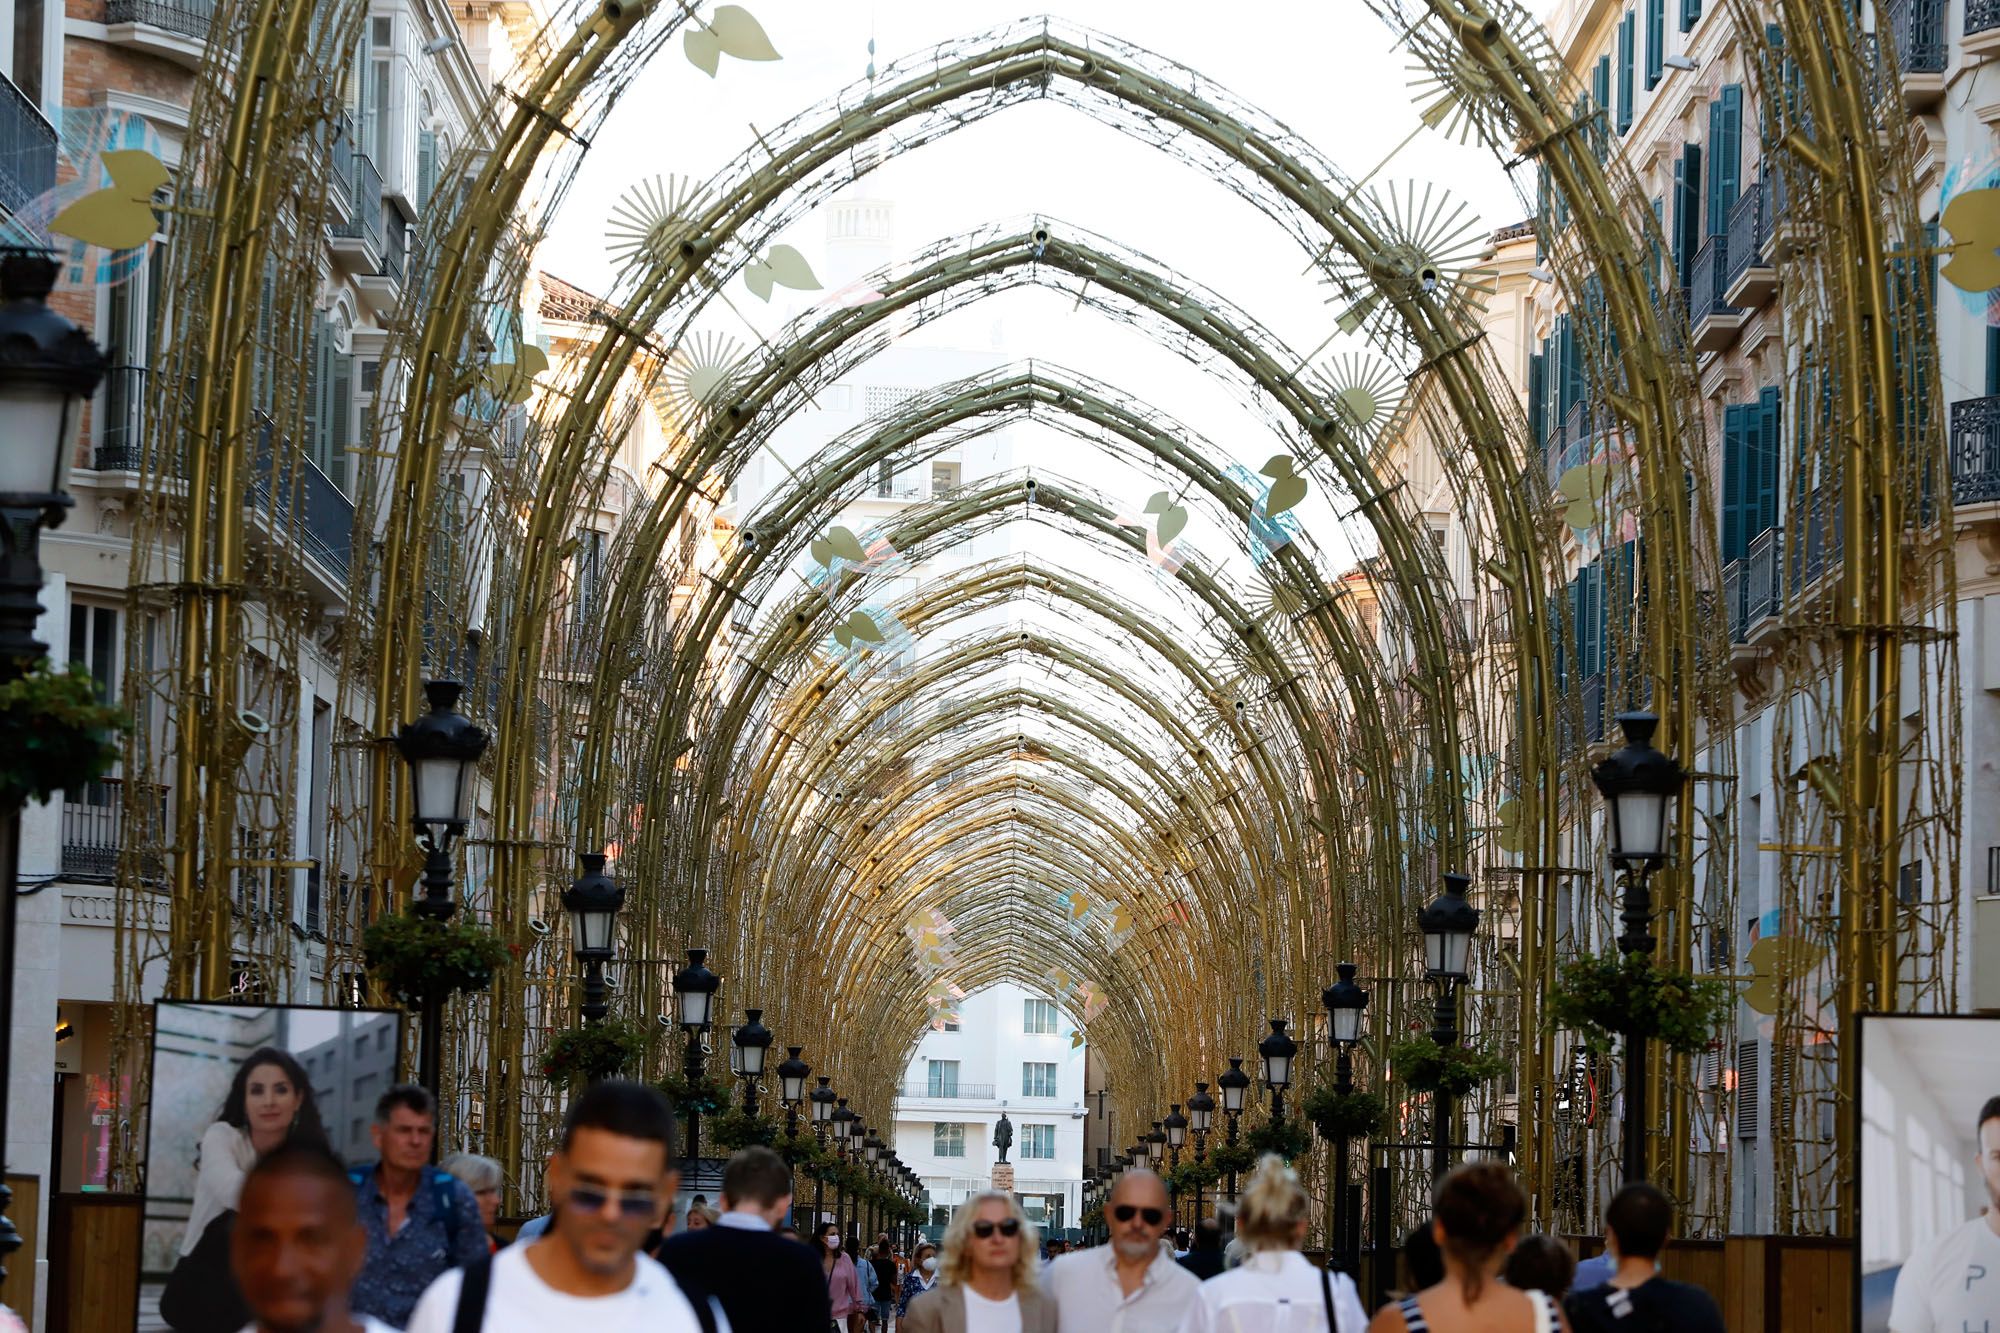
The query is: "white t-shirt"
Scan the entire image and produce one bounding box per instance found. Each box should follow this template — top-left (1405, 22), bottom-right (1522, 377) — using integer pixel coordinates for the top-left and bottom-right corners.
top-left (239, 1320), bottom-right (398, 1333)
top-left (963, 1286), bottom-right (1023, 1333)
top-left (402, 1243), bottom-right (718, 1333)
top-left (1176, 1251), bottom-right (1369, 1333)
top-left (1889, 1212), bottom-right (2000, 1333)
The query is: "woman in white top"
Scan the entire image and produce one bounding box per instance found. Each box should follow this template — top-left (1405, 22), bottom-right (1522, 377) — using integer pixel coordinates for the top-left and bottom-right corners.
top-left (1178, 1154), bottom-right (1369, 1333)
top-left (181, 1047), bottom-right (329, 1255)
top-left (901, 1190), bottom-right (1055, 1333)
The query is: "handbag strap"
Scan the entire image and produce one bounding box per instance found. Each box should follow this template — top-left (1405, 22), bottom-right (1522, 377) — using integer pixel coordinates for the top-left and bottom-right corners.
top-left (1320, 1264), bottom-right (1338, 1330)
top-left (452, 1252), bottom-right (493, 1333)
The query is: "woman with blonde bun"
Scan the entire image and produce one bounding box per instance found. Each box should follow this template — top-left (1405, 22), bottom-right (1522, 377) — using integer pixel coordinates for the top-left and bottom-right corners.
top-left (902, 1191), bottom-right (1055, 1333)
top-left (1176, 1154), bottom-right (1367, 1332)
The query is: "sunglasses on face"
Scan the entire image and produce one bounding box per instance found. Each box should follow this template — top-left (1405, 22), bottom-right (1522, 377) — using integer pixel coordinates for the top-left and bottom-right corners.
top-left (565, 1184), bottom-right (659, 1219)
top-left (1112, 1205), bottom-right (1165, 1227)
top-left (972, 1218), bottom-right (1022, 1239)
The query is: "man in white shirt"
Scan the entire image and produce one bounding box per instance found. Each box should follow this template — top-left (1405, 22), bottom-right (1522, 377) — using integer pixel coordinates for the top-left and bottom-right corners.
top-left (1044, 1169), bottom-right (1198, 1333)
top-left (229, 1141), bottom-right (398, 1333)
top-left (404, 1080), bottom-right (723, 1333)
top-left (1890, 1094), bottom-right (2000, 1333)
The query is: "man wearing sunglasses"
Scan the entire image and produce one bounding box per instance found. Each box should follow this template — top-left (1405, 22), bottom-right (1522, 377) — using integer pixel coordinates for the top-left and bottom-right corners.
top-left (402, 1080), bottom-right (724, 1333)
top-left (1044, 1169), bottom-right (1196, 1332)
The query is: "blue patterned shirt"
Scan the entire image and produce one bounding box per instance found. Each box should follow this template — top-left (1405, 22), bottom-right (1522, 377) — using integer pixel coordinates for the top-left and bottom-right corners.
top-left (349, 1163), bottom-right (487, 1327)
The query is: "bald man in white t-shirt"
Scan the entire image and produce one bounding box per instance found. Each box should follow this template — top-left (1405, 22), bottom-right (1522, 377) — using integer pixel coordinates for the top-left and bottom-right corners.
top-left (1890, 1097), bottom-right (2000, 1333)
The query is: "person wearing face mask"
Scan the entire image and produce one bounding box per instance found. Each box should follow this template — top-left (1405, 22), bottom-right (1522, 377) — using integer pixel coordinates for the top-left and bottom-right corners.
top-left (901, 1192), bottom-right (1055, 1333)
top-left (902, 1243), bottom-right (941, 1315)
top-left (820, 1221), bottom-right (868, 1332)
top-left (161, 1047), bottom-right (331, 1333)
top-left (1045, 1169), bottom-right (1197, 1333)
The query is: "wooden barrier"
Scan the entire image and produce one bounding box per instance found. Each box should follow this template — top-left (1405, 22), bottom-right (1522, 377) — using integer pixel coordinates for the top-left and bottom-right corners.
top-left (47, 1193), bottom-right (141, 1333)
top-left (0, 1174), bottom-right (40, 1318)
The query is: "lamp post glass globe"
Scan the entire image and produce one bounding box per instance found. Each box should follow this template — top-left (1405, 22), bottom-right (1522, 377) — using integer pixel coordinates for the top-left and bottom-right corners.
top-left (811, 1077), bottom-right (835, 1123)
top-left (1591, 711), bottom-right (1684, 870)
top-left (395, 680), bottom-right (490, 831)
top-left (778, 1047), bottom-right (810, 1105)
top-left (733, 1009), bottom-right (773, 1077)
top-left (562, 852), bottom-right (623, 958)
top-left (865, 1135), bottom-right (882, 1164)
top-left (1420, 873), bottom-right (1480, 980)
top-left (1218, 1057), bottom-right (1250, 1113)
top-left (0, 249), bottom-right (108, 499)
top-left (1164, 1105), bottom-right (1188, 1148)
top-left (672, 948), bottom-right (721, 1030)
top-left (1322, 961), bottom-right (1369, 1046)
top-left (1258, 1019), bottom-right (1297, 1090)
top-left (1147, 1124), bottom-right (1165, 1164)
top-left (1187, 1083), bottom-right (1215, 1134)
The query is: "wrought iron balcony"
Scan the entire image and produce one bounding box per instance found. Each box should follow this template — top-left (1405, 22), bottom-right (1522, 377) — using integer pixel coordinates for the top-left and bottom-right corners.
top-left (327, 111), bottom-right (354, 214)
top-left (1969, 0), bottom-right (2000, 39)
top-left (1888, 0), bottom-right (1947, 74)
top-left (1951, 394), bottom-right (2000, 504)
top-left (327, 151), bottom-right (386, 268)
top-left (1722, 560), bottom-right (1744, 643)
top-left (61, 779), bottom-right (167, 881)
top-left (1725, 184), bottom-right (1764, 282)
top-left (105, 0), bottom-right (214, 38)
top-left (1689, 235), bottom-right (1742, 352)
top-left (0, 71), bottom-right (54, 217)
top-left (1743, 526), bottom-right (1782, 632)
top-left (246, 423), bottom-right (356, 580)
top-left (1789, 486), bottom-right (1844, 592)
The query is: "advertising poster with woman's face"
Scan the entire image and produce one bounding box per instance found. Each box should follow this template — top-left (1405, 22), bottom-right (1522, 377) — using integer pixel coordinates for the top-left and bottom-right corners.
top-left (1859, 1014), bottom-right (2000, 1333)
top-left (140, 1002), bottom-right (401, 1330)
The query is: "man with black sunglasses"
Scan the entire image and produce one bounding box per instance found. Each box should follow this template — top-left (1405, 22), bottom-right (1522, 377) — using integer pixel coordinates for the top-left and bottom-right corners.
top-left (401, 1080), bottom-right (723, 1333)
top-left (1044, 1169), bottom-right (1196, 1332)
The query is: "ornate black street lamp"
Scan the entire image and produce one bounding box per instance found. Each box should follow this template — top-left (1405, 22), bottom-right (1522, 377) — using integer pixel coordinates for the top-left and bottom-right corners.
top-left (1592, 710), bottom-right (1684, 1183)
top-left (0, 247), bottom-right (106, 1284)
top-left (1420, 872), bottom-right (1479, 1181)
top-left (396, 678), bottom-right (491, 1098)
top-left (1258, 1018), bottom-right (1297, 1123)
top-left (809, 1076), bottom-right (835, 1223)
top-left (1217, 1056), bottom-right (1250, 1199)
top-left (1146, 1121), bottom-right (1166, 1169)
top-left (671, 948), bottom-right (721, 1159)
top-left (562, 852), bottom-right (622, 1028)
top-left (831, 1099), bottom-right (857, 1241)
top-left (1322, 960), bottom-right (1369, 1275)
top-left (732, 1008), bottom-right (772, 1113)
top-left (1187, 1082), bottom-right (1215, 1223)
top-left (777, 1046), bottom-right (811, 1138)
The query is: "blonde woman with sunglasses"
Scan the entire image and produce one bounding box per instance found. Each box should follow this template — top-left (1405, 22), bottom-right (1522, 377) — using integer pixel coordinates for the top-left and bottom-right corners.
top-left (902, 1191), bottom-right (1056, 1333)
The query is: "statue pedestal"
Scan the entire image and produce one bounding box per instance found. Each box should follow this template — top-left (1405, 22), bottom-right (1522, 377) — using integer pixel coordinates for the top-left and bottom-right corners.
top-left (990, 1163), bottom-right (1016, 1192)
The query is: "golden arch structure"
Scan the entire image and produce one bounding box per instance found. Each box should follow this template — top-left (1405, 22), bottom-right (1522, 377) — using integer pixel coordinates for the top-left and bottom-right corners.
top-left (92, 0), bottom-right (1951, 1285)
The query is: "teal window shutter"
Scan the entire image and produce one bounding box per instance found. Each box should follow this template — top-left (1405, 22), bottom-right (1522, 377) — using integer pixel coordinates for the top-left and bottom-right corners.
top-left (1650, 197), bottom-right (1666, 303)
top-left (1617, 12), bottom-right (1635, 133)
top-left (1593, 58), bottom-right (1612, 161)
top-left (306, 314), bottom-right (327, 462)
top-left (1594, 56), bottom-right (1610, 112)
top-left (329, 351), bottom-right (353, 493)
top-left (1987, 326), bottom-right (1999, 397)
top-left (1646, 0), bottom-right (1664, 88)
top-left (1755, 386), bottom-right (1782, 539)
top-left (417, 130), bottom-right (436, 211)
top-left (1529, 350), bottom-right (1547, 453)
top-left (1583, 560), bottom-right (1605, 677)
top-left (1706, 86), bottom-right (1742, 236)
top-left (1681, 0), bottom-right (1701, 33)
top-left (1721, 403), bottom-right (1749, 563)
top-left (1679, 142), bottom-right (1703, 284)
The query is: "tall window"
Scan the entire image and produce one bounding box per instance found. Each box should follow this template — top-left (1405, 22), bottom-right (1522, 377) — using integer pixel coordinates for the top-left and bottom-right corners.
top-left (933, 1123), bottom-right (965, 1157)
top-left (12, 0), bottom-right (43, 106)
top-left (1022, 1124), bottom-right (1055, 1159)
top-left (927, 1059), bottom-right (960, 1097)
top-left (1023, 998), bottom-right (1058, 1034)
top-left (1022, 1062), bottom-right (1057, 1097)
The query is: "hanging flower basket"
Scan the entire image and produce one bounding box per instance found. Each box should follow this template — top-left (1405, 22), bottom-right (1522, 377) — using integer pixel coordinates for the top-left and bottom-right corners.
top-left (709, 1107), bottom-right (779, 1151)
top-left (1549, 950), bottom-right (1734, 1056)
top-left (1204, 1140), bottom-right (1256, 1175)
top-left (1080, 1203), bottom-right (1104, 1232)
top-left (541, 1017), bottom-right (648, 1088)
top-left (362, 912), bottom-right (511, 1006)
top-left (1302, 1086), bottom-right (1387, 1142)
top-left (1164, 1158), bottom-right (1219, 1197)
top-left (1244, 1117), bottom-right (1313, 1161)
top-left (0, 660), bottom-right (126, 808)
top-left (1387, 1038), bottom-right (1509, 1098)
top-left (776, 1128), bottom-right (828, 1167)
top-left (656, 1069), bottom-right (729, 1116)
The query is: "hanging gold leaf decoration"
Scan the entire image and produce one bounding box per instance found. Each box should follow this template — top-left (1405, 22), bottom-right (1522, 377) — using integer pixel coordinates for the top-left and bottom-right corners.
top-left (1144, 490), bottom-right (1188, 547)
top-left (1556, 460), bottom-right (1613, 531)
top-left (684, 5), bottom-right (780, 77)
top-left (832, 610), bottom-right (885, 649)
top-left (50, 149), bottom-right (169, 251)
top-left (1260, 455), bottom-right (1308, 518)
top-left (1743, 935), bottom-right (1828, 1015)
top-left (1940, 187), bottom-right (2000, 292)
top-left (745, 242), bottom-right (821, 301)
top-left (487, 343), bottom-right (549, 405)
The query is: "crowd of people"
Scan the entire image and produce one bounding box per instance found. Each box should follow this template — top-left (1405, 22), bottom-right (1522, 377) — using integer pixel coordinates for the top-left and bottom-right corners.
top-left (177, 1065), bottom-right (1734, 1333)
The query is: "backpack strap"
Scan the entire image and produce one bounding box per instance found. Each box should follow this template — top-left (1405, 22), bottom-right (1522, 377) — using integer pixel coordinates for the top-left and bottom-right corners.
top-left (1398, 1295), bottom-right (1430, 1333)
top-left (452, 1252), bottom-right (494, 1333)
top-left (692, 1292), bottom-right (721, 1333)
top-left (426, 1165), bottom-right (465, 1252)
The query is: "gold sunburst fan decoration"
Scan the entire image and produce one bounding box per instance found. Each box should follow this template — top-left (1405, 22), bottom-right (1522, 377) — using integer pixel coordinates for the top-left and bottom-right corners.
top-left (654, 330), bottom-right (745, 427)
top-left (1311, 353), bottom-right (1406, 442)
top-left (606, 174), bottom-right (705, 277)
top-left (1324, 180), bottom-right (1496, 340)
top-left (1405, 58), bottom-right (1489, 145)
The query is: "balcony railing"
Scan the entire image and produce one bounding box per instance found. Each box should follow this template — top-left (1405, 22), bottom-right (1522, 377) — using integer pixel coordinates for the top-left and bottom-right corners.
top-left (328, 111), bottom-right (354, 213)
top-left (1725, 182), bottom-right (1765, 288)
top-left (1889, 0), bottom-right (1948, 72)
top-left (1689, 235), bottom-right (1737, 325)
top-left (0, 72), bottom-right (55, 217)
top-left (896, 1083), bottom-right (997, 1100)
top-left (1789, 486), bottom-right (1845, 592)
top-left (1744, 526), bottom-right (1782, 631)
top-left (246, 423), bottom-right (356, 579)
top-left (1952, 395), bottom-right (2000, 503)
top-left (384, 213), bottom-right (407, 284)
top-left (61, 778), bottom-right (166, 881)
top-left (96, 364), bottom-right (151, 471)
top-left (328, 152), bottom-right (386, 261)
top-left (1969, 0), bottom-right (2000, 39)
top-left (105, 0), bottom-right (214, 38)
top-left (1722, 561), bottom-right (1744, 643)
